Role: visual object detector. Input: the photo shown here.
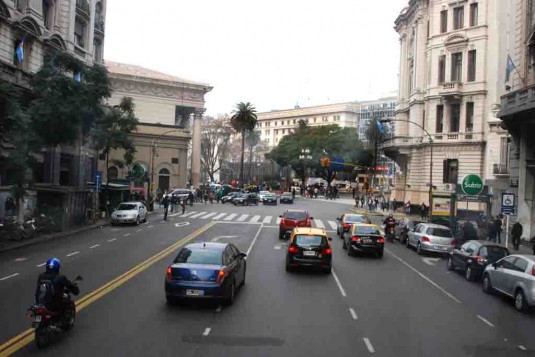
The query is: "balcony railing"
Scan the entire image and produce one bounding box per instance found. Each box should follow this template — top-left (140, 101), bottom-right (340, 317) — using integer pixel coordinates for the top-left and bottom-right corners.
top-left (493, 164), bottom-right (510, 175)
top-left (440, 82), bottom-right (463, 98)
top-left (76, 0), bottom-right (90, 18)
top-left (499, 83), bottom-right (535, 118)
top-left (383, 132), bottom-right (484, 148)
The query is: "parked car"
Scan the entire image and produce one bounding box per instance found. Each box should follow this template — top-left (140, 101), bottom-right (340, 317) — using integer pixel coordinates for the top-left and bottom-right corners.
top-left (406, 223), bottom-right (455, 255)
top-left (221, 192), bottom-right (241, 204)
top-left (482, 255), bottom-right (535, 312)
top-left (279, 210), bottom-right (313, 239)
top-left (343, 224), bottom-right (384, 258)
top-left (280, 192), bottom-right (294, 204)
top-left (336, 213), bottom-right (371, 237)
top-left (170, 188), bottom-right (192, 201)
top-left (258, 190), bottom-right (271, 202)
top-left (448, 240), bottom-right (510, 281)
top-left (285, 227), bottom-right (332, 273)
top-left (111, 202), bottom-right (148, 226)
top-left (164, 242), bottom-right (246, 305)
top-left (262, 193), bottom-right (278, 205)
top-left (233, 193), bottom-right (259, 206)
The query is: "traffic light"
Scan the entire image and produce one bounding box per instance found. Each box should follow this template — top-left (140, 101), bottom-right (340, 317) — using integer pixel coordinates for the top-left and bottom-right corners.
top-left (320, 158), bottom-right (330, 167)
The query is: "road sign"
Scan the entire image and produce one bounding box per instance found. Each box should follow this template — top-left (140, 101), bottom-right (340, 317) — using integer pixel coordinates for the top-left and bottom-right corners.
top-left (501, 193), bottom-right (515, 215)
top-left (461, 174), bottom-right (484, 195)
top-left (95, 171), bottom-right (102, 193)
top-left (331, 157), bottom-right (345, 171)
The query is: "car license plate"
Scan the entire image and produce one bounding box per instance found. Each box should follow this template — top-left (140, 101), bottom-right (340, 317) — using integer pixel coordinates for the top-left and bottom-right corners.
top-left (363, 238), bottom-right (373, 243)
top-left (33, 315), bottom-right (41, 323)
top-left (303, 251), bottom-right (316, 257)
top-left (435, 245), bottom-right (447, 251)
top-left (186, 289), bottom-right (204, 296)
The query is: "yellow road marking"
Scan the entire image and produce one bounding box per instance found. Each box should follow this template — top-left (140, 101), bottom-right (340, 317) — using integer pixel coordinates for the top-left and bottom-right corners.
top-left (0, 222), bottom-right (215, 357)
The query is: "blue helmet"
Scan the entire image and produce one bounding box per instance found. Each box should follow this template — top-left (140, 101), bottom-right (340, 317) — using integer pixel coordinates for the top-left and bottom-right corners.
top-left (46, 258), bottom-right (61, 273)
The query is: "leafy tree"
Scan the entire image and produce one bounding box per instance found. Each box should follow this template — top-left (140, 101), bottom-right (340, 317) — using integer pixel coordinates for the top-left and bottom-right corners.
top-left (245, 129), bottom-right (261, 181)
top-left (201, 118), bottom-right (232, 182)
top-left (297, 119), bottom-right (309, 130)
top-left (365, 120), bottom-right (385, 190)
top-left (230, 102), bottom-right (257, 183)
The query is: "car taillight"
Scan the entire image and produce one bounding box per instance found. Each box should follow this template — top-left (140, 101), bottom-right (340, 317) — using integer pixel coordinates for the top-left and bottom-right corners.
top-left (166, 266), bottom-right (172, 281)
top-left (352, 236), bottom-right (360, 242)
top-left (451, 239), bottom-right (457, 246)
top-left (343, 223), bottom-right (350, 229)
top-left (281, 218), bottom-right (286, 225)
top-left (377, 237), bottom-right (385, 243)
top-left (474, 255), bottom-right (487, 264)
top-left (422, 236), bottom-right (430, 242)
top-left (306, 218), bottom-right (310, 225)
top-left (323, 248), bottom-right (332, 255)
top-left (216, 269), bottom-right (227, 285)
top-left (288, 246), bottom-right (299, 254)
top-left (531, 265), bottom-right (535, 276)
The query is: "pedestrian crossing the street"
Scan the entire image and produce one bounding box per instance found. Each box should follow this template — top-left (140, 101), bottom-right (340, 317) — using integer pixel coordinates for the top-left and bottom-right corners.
top-left (166, 210), bottom-right (337, 230)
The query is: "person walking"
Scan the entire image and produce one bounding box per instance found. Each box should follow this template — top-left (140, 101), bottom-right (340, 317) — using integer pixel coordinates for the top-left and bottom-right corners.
top-left (420, 202), bottom-right (427, 220)
top-left (511, 220), bottom-right (523, 250)
top-left (162, 194), bottom-right (170, 221)
top-left (291, 187), bottom-right (296, 200)
top-left (181, 199), bottom-right (186, 215)
top-left (314, 187), bottom-right (318, 199)
top-left (494, 216), bottom-right (503, 244)
top-left (405, 201), bottom-right (411, 215)
top-left (487, 218), bottom-right (496, 242)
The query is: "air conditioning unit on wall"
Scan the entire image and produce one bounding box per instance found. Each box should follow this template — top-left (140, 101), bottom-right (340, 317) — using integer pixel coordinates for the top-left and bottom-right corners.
top-left (440, 183), bottom-right (456, 192)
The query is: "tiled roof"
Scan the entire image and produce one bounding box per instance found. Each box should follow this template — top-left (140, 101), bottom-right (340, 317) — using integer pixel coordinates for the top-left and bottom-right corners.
top-left (105, 60), bottom-right (208, 86)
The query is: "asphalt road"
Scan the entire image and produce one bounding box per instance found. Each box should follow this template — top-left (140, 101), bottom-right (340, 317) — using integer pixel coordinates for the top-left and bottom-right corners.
top-left (1, 198), bottom-right (534, 356)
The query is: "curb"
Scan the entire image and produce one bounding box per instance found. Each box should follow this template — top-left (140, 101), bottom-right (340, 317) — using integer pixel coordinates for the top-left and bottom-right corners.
top-left (0, 220), bottom-right (111, 254)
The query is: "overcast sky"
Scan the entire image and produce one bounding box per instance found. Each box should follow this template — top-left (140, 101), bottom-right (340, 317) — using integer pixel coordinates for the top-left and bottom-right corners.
top-left (104, 0), bottom-right (408, 117)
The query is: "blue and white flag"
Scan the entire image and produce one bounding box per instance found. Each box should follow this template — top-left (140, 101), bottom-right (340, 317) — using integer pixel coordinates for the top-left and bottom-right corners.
top-left (375, 119), bottom-right (384, 134)
top-left (74, 72), bottom-right (82, 82)
top-left (15, 38), bottom-right (24, 63)
top-left (505, 55), bottom-right (517, 84)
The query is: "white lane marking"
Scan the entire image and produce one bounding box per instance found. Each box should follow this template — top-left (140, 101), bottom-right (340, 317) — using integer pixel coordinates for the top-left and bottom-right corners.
top-left (274, 245), bottom-right (281, 250)
top-left (223, 213), bottom-right (237, 221)
top-left (212, 213), bottom-right (226, 220)
top-left (211, 236), bottom-right (238, 242)
top-left (0, 273), bottom-right (19, 281)
top-left (422, 257), bottom-right (441, 266)
top-left (477, 315), bottom-right (495, 328)
top-left (315, 219), bottom-right (325, 229)
top-left (246, 224), bottom-right (264, 257)
top-left (237, 214), bottom-right (249, 222)
top-left (136, 229), bottom-right (143, 233)
top-left (386, 248), bottom-right (461, 304)
top-left (200, 212), bottom-right (217, 219)
top-left (328, 221), bottom-right (338, 230)
top-left (169, 212), bottom-right (181, 217)
top-left (250, 215), bottom-right (261, 223)
top-left (123, 233), bottom-right (131, 237)
top-left (215, 305), bottom-right (222, 313)
top-left (203, 327), bottom-right (211, 336)
top-left (66, 251), bottom-right (79, 257)
top-left (262, 216), bottom-right (272, 224)
top-left (331, 269), bottom-right (347, 297)
top-left (108, 238), bottom-right (117, 242)
top-left (148, 225), bottom-right (153, 228)
top-left (519, 345), bottom-right (527, 351)
top-left (89, 244), bottom-right (100, 249)
top-left (262, 225), bottom-right (278, 228)
top-left (180, 211), bottom-right (198, 218)
top-left (363, 338), bottom-right (375, 353)
top-left (349, 308), bottom-right (358, 320)
top-left (275, 217), bottom-right (281, 224)
top-left (175, 222), bottom-right (190, 227)
top-left (191, 212), bottom-right (207, 218)
top-left (36, 262), bottom-right (46, 267)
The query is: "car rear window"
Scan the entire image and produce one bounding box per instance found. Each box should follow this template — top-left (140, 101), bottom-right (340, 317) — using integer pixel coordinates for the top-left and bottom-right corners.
top-left (354, 226), bottom-right (381, 235)
top-left (480, 246), bottom-right (509, 261)
top-left (284, 211), bottom-right (308, 220)
top-left (174, 248), bottom-right (222, 265)
top-left (426, 228), bottom-right (452, 238)
top-left (294, 235), bottom-right (327, 247)
top-left (117, 204), bottom-right (137, 210)
top-left (345, 215), bottom-right (368, 223)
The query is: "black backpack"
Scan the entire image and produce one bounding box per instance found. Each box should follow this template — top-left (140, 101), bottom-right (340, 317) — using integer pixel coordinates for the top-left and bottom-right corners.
top-left (36, 278), bottom-right (55, 305)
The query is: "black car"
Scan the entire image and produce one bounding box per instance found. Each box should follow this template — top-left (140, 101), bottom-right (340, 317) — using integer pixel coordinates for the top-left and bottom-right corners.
top-left (263, 193), bottom-right (277, 205)
top-left (221, 192), bottom-right (240, 204)
top-left (342, 224), bottom-right (384, 258)
top-left (233, 193), bottom-right (259, 206)
top-left (280, 192), bottom-right (294, 204)
top-left (286, 228), bottom-right (332, 273)
top-left (447, 240), bottom-right (510, 281)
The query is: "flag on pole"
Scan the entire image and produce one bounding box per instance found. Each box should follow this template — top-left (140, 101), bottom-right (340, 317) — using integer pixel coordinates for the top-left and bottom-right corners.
top-left (505, 55), bottom-right (517, 84)
top-left (375, 119), bottom-right (384, 134)
top-left (74, 72), bottom-right (82, 82)
top-left (15, 38), bottom-right (24, 63)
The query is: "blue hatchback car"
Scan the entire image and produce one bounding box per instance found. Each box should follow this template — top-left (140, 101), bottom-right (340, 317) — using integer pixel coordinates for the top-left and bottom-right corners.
top-left (165, 242), bottom-right (246, 305)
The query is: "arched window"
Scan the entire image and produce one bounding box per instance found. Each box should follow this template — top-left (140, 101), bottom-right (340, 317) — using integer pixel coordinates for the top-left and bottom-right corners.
top-left (158, 168), bottom-right (171, 192)
top-left (108, 166), bottom-right (118, 181)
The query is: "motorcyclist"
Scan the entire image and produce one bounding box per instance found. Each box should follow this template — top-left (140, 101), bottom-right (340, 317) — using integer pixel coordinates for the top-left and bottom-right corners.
top-left (383, 214), bottom-right (397, 240)
top-left (35, 258), bottom-right (79, 316)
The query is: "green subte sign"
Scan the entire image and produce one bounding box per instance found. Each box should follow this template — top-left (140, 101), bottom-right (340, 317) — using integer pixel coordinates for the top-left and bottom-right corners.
top-left (461, 174), bottom-right (484, 195)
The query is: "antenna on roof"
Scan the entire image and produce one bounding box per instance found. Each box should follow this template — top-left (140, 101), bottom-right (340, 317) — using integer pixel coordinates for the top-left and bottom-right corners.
top-left (203, 242), bottom-right (206, 248)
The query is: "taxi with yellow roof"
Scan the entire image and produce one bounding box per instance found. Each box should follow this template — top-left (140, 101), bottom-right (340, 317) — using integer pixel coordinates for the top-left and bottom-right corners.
top-left (285, 227), bottom-right (333, 274)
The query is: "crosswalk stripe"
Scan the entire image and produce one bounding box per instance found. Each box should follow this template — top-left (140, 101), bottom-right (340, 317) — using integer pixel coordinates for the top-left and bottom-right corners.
top-left (315, 219), bottom-right (325, 228)
top-left (250, 215), bottom-right (261, 223)
top-left (169, 212), bottom-right (181, 217)
top-left (200, 212), bottom-right (217, 219)
top-left (180, 211), bottom-right (197, 218)
top-left (191, 212), bottom-right (207, 218)
top-left (212, 213), bottom-right (226, 220)
top-left (224, 213), bottom-right (237, 221)
top-left (276, 217), bottom-right (281, 224)
top-left (328, 221), bottom-right (337, 230)
top-left (237, 214), bottom-right (249, 222)
top-left (262, 216), bottom-right (272, 224)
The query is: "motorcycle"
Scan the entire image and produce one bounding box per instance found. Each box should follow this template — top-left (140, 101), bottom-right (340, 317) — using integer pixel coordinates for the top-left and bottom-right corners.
top-left (386, 226), bottom-right (396, 242)
top-left (27, 276), bottom-right (82, 348)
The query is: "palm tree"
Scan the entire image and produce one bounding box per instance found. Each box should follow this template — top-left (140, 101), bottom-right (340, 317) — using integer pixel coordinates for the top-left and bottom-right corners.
top-left (297, 119), bottom-right (309, 131)
top-left (365, 120), bottom-right (385, 192)
top-left (230, 102), bottom-right (258, 183)
top-left (245, 129), bottom-right (261, 181)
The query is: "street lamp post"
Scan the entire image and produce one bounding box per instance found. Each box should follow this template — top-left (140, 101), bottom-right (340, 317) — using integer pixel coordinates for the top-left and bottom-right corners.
top-left (380, 118), bottom-right (434, 216)
top-left (299, 148), bottom-right (312, 191)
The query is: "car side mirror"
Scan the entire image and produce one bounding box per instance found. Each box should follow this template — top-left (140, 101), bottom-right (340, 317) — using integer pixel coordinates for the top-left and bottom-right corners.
top-left (309, 217), bottom-right (314, 220)
top-left (328, 237), bottom-right (333, 241)
top-left (239, 253), bottom-right (247, 258)
top-left (74, 275), bottom-right (83, 282)
top-left (492, 263), bottom-right (497, 269)
top-left (279, 215), bottom-right (283, 218)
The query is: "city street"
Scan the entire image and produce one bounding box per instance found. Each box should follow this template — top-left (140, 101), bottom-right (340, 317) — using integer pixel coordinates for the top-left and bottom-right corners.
top-left (0, 198), bottom-right (533, 356)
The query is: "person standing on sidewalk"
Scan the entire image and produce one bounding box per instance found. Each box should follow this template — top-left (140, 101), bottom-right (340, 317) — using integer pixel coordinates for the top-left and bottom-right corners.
top-left (511, 220), bottom-right (523, 250)
top-left (420, 202), bottom-right (427, 220)
top-left (181, 199), bottom-right (186, 215)
top-left (494, 215), bottom-right (503, 244)
top-left (162, 195), bottom-right (170, 221)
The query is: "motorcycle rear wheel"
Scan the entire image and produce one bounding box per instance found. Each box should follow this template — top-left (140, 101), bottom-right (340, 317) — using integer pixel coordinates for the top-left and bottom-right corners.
top-left (62, 304), bottom-right (76, 331)
top-left (35, 326), bottom-right (50, 348)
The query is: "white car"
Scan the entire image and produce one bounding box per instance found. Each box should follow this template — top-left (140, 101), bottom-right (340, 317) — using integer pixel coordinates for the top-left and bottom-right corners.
top-left (258, 191), bottom-right (271, 202)
top-left (111, 202), bottom-right (148, 226)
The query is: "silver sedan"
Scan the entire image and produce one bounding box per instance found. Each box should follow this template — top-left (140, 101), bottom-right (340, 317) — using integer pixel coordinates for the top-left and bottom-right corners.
top-left (482, 255), bottom-right (535, 312)
top-left (406, 223), bottom-right (455, 255)
top-left (111, 202), bottom-right (148, 225)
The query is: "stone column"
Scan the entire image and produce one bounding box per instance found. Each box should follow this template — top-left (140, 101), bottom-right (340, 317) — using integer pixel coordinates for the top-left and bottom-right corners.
top-left (191, 108), bottom-right (204, 188)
